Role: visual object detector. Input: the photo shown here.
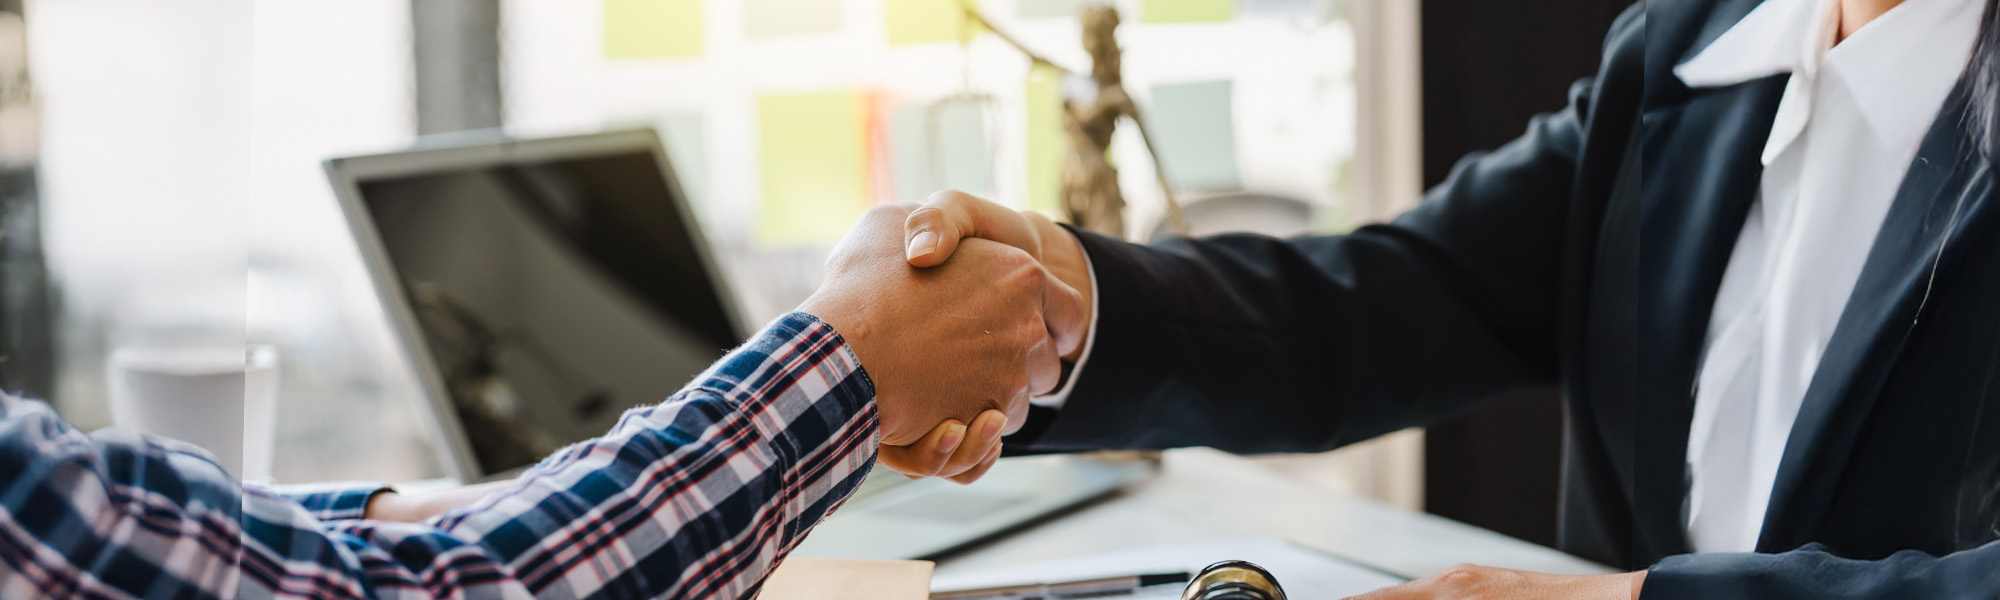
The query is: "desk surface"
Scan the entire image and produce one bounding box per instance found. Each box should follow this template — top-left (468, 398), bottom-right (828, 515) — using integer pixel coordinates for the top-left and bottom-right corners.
top-left (930, 448), bottom-right (1613, 582)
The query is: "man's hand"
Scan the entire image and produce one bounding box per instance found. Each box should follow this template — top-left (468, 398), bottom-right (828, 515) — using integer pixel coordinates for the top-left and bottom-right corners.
top-left (903, 191), bottom-right (1093, 365)
top-left (799, 205), bottom-right (1087, 446)
top-left (1345, 565), bottom-right (1646, 600)
top-left (876, 191), bottom-right (1097, 482)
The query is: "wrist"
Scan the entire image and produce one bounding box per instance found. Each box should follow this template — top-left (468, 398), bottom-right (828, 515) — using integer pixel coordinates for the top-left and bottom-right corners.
top-left (1041, 223), bottom-right (1094, 362)
top-left (794, 304), bottom-right (910, 442)
top-left (363, 490), bottom-right (408, 522)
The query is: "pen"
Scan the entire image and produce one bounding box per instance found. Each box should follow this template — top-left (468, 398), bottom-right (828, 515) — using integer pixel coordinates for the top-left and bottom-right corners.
top-left (930, 571), bottom-right (1193, 600)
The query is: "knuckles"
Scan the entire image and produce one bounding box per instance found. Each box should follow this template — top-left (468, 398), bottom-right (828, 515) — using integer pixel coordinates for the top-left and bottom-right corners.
top-left (990, 251), bottom-right (1046, 298)
top-left (1009, 313), bottom-right (1047, 348)
top-left (956, 240), bottom-right (1047, 299)
top-left (984, 243), bottom-right (1040, 273)
top-left (924, 189), bottom-right (976, 207)
top-left (1439, 565), bottom-right (1489, 582)
top-left (1429, 564), bottom-right (1523, 596)
top-left (990, 365), bottom-right (1031, 399)
top-left (905, 205), bottom-right (946, 229)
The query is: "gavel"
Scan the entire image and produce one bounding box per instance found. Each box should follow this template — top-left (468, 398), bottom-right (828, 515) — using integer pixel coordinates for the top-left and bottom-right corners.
top-left (1181, 560), bottom-right (1287, 600)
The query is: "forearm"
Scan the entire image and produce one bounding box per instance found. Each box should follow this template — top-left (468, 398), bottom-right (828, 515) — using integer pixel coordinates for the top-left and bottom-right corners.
top-left (418, 311), bottom-right (881, 596)
top-left (367, 318), bottom-right (896, 532)
top-left (1023, 77), bottom-right (1596, 454)
top-left (1643, 542), bottom-right (2000, 599)
top-left (269, 479), bottom-right (508, 525)
top-left (1022, 226), bottom-right (1563, 455)
top-left (0, 314), bottom-right (882, 599)
top-left (363, 480), bottom-right (514, 523)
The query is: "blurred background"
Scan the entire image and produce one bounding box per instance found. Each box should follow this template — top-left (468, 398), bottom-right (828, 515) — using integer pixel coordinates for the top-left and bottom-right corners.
top-left (0, 0), bottom-right (1618, 549)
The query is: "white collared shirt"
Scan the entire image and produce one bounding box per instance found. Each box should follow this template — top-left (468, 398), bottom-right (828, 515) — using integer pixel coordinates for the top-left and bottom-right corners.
top-left (1044, 0), bottom-right (1982, 555)
top-left (1674, 0), bottom-right (1981, 552)
top-left (1031, 242), bottom-right (1098, 408)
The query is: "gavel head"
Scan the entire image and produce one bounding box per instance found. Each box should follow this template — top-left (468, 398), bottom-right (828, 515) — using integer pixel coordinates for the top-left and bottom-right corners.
top-left (1181, 560), bottom-right (1286, 600)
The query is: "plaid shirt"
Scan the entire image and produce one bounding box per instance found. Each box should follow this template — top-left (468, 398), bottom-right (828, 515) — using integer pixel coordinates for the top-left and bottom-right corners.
top-left (0, 313), bottom-right (881, 599)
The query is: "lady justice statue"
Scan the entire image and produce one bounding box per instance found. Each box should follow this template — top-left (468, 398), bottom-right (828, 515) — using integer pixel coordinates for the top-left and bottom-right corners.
top-left (967, 5), bottom-right (1186, 237)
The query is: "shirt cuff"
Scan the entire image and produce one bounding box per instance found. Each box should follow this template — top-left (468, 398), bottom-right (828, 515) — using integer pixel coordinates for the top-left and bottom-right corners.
top-left (260, 481), bottom-right (396, 521)
top-left (684, 310), bottom-right (881, 463)
top-left (1030, 238), bottom-right (1100, 410)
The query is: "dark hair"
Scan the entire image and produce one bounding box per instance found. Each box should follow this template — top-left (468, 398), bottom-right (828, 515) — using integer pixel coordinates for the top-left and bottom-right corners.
top-left (1970, 0), bottom-right (2000, 157)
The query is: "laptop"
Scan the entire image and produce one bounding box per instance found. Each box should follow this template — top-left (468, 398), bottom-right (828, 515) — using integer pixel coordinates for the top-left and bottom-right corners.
top-left (325, 128), bottom-right (1150, 559)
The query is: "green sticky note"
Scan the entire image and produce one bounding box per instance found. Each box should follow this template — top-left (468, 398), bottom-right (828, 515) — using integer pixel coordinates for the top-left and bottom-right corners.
top-left (1141, 0), bottom-right (1235, 23)
top-left (1024, 64), bottom-right (1065, 217)
top-left (886, 0), bottom-right (977, 45)
top-left (757, 91), bottom-right (871, 246)
top-left (604, 0), bottom-right (704, 58)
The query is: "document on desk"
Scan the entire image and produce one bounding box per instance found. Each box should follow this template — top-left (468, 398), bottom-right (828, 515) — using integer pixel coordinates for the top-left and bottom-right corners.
top-left (930, 538), bottom-right (1406, 598)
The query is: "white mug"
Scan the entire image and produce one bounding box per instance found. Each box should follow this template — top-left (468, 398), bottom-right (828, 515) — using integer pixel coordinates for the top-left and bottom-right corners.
top-left (108, 345), bottom-right (278, 482)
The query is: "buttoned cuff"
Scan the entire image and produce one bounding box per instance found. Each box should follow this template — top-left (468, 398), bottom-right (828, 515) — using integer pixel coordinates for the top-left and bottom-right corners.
top-left (1030, 231), bottom-right (1101, 410)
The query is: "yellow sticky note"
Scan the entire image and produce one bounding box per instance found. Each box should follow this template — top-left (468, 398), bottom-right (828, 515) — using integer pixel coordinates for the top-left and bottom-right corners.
top-left (1024, 63), bottom-right (1065, 217)
top-left (758, 91), bottom-right (871, 246)
top-left (1141, 0), bottom-right (1235, 23)
top-left (886, 0), bottom-right (978, 45)
top-left (604, 0), bottom-right (704, 58)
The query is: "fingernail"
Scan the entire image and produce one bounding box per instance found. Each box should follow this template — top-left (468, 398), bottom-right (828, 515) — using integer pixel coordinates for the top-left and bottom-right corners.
top-left (907, 231), bottom-right (938, 260)
top-left (982, 417), bottom-right (1006, 442)
top-left (939, 422), bottom-right (966, 453)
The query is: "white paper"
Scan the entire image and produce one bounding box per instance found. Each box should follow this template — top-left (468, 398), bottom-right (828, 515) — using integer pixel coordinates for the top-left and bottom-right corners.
top-left (931, 538), bottom-right (1406, 599)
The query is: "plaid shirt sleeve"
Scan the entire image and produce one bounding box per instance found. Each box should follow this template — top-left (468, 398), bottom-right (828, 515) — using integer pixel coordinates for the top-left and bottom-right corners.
top-left (264, 481), bottom-right (395, 522)
top-left (0, 312), bottom-right (882, 599)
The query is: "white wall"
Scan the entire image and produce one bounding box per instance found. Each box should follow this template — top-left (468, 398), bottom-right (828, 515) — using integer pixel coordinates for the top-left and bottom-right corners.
top-left (30, 0), bottom-right (255, 426)
top-left (31, 0), bottom-right (436, 482)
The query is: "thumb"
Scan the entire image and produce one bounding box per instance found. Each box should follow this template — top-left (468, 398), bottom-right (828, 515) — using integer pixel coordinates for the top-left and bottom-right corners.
top-left (905, 190), bottom-right (1043, 267)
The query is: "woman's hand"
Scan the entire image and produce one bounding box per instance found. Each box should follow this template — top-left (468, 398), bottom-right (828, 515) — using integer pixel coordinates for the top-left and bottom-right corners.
top-left (1344, 565), bottom-right (1646, 600)
top-left (877, 409), bottom-right (1009, 484)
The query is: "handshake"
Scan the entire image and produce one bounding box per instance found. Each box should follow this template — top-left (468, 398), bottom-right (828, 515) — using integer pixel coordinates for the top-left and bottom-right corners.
top-left (796, 191), bottom-right (1092, 485)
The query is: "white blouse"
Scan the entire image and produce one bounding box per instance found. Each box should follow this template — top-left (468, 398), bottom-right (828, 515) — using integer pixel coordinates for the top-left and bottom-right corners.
top-left (1673, 0), bottom-right (1982, 553)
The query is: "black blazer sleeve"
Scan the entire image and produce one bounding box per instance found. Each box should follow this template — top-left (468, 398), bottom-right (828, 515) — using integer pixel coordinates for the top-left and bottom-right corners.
top-left (1643, 541), bottom-right (2000, 599)
top-left (1017, 74), bottom-right (1600, 455)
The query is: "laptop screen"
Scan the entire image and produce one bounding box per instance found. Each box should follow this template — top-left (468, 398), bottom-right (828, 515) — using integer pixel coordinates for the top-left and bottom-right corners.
top-left (357, 148), bottom-right (740, 476)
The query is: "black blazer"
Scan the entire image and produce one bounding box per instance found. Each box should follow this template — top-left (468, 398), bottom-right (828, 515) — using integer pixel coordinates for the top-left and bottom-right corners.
top-left (1011, 2), bottom-right (2000, 597)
